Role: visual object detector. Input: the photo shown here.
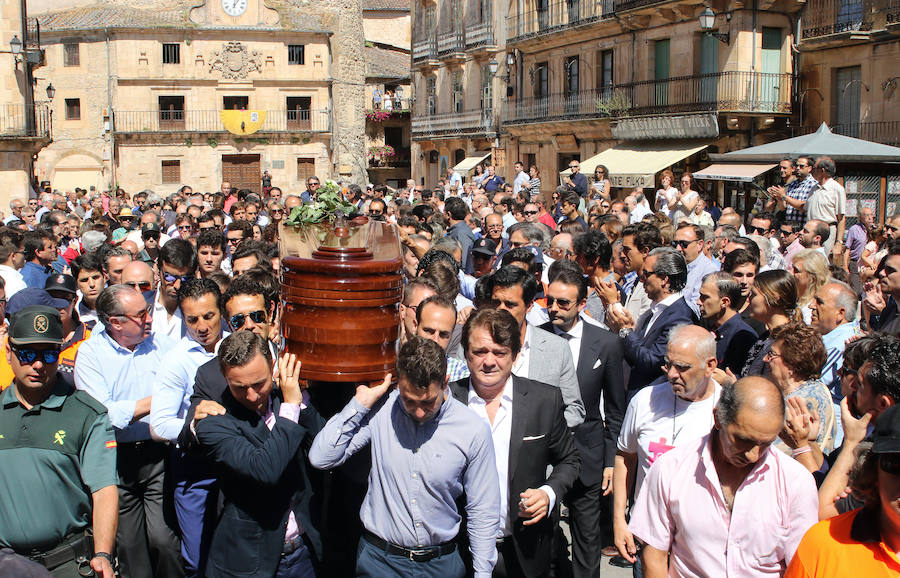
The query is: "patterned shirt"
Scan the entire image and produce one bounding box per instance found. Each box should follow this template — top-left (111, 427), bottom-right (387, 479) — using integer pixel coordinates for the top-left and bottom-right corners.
top-left (784, 175), bottom-right (818, 225)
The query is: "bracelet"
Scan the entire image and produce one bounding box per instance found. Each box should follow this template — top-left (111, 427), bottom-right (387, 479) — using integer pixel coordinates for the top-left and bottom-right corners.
top-left (93, 552), bottom-right (115, 565)
top-left (791, 446), bottom-right (812, 457)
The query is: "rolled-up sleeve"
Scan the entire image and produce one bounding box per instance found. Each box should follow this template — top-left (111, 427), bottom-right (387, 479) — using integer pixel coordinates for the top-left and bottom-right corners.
top-left (74, 339), bottom-right (136, 430)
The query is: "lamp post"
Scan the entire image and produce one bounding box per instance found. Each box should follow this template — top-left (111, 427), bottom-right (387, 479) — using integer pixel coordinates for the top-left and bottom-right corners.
top-left (45, 83), bottom-right (55, 137)
top-left (699, 8), bottom-right (730, 45)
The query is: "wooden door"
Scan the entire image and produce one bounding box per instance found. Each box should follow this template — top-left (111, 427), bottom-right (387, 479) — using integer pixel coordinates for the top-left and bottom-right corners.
top-left (222, 154), bottom-right (261, 194)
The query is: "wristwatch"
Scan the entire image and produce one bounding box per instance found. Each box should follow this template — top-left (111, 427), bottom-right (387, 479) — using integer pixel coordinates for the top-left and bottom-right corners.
top-left (92, 552), bottom-right (115, 565)
top-left (619, 327), bottom-right (634, 338)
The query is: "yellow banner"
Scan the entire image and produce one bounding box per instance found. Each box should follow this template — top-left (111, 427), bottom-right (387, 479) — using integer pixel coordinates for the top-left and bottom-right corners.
top-left (220, 110), bottom-right (267, 135)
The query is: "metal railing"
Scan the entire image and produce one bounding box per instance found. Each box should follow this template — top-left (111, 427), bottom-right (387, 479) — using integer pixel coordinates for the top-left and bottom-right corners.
top-left (507, 0), bottom-right (615, 42)
top-left (437, 30), bottom-right (465, 54)
top-left (800, 121), bottom-right (900, 145)
top-left (412, 38), bottom-right (438, 62)
top-left (412, 107), bottom-right (497, 138)
top-left (113, 109), bottom-right (331, 134)
top-left (0, 103), bottom-right (51, 138)
top-left (366, 98), bottom-right (413, 113)
top-left (466, 22), bottom-right (495, 47)
top-left (801, 0), bottom-right (873, 39)
top-left (25, 17), bottom-right (40, 48)
top-left (504, 71), bottom-right (792, 123)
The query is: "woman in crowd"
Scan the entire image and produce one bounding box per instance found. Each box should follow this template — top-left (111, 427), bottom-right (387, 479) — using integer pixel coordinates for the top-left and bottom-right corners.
top-left (668, 172), bottom-right (700, 224)
top-left (267, 201), bottom-right (285, 226)
top-left (740, 269), bottom-right (798, 378)
top-left (765, 321), bottom-right (837, 458)
top-left (591, 165), bottom-right (611, 201)
top-left (654, 169), bottom-right (678, 214)
top-left (792, 248), bottom-right (830, 324)
top-left (527, 165), bottom-right (541, 200)
top-left (471, 164), bottom-right (486, 188)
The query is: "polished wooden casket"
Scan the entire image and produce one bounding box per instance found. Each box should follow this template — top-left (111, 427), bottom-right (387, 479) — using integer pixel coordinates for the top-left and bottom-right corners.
top-left (279, 217), bottom-right (402, 383)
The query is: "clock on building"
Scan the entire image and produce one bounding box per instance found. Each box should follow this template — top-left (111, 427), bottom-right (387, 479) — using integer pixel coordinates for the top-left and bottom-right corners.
top-left (222, 0), bottom-right (248, 17)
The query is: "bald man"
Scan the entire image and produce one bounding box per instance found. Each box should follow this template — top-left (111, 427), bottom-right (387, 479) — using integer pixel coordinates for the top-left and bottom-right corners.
top-left (121, 260), bottom-right (157, 306)
top-left (629, 377), bottom-right (819, 577)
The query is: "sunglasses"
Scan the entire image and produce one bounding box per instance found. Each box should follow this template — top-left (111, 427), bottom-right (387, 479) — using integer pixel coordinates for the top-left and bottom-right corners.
top-left (143, 233), bottom-right (160, 240)
top-left (11, 347), bottom-right (61, 365)
top-left (886, 225), bottom-right (899, 233)
top-left (546, 296), bottom-right (575, 309)
top-left (227, 236), bottom-right (243, 244)
top-left (569, 165), bottom-right (580, 169)
top-left (837, 365), bottom-right (858, 379)
top-left (748, 225), bottom-right (770, 235)
top-left (671, 239), bottom-right (698, 249)
top-left (229, 310), bottom-right (267, 329)
top-left (308, 182), bottom-right (320, 187)
top-left (880, 454), bottom-right (900, 476)
top-left (163, 273), bottom-right (194, 284)
top-left (271, 209), bottom-right (284, 214)
top-left (124, 281), bottom-right (154, 292)
top-left (523, 210), bottom-right (539, 216)
top-left (640, 269), bottom-right (661, 279)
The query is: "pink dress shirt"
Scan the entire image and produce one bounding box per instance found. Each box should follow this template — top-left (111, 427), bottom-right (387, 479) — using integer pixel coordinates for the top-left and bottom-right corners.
top-left (629, 434), bottom-right (818, 577)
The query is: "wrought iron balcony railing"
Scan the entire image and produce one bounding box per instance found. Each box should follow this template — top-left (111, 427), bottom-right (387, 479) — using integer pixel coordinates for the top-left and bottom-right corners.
top-left (504, 71), bottom-right (792, 124)
top-left (0, 103), bottom-right (51, 139)
top-left (507, 0), bottom-right (616, 42)
top-left (412, 107), bottom-right (497, 138)
top-left (113, 109), bottom-right (331, 134)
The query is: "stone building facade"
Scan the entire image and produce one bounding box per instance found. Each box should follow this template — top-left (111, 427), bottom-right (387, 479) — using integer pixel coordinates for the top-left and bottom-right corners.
top-left (26, 0), bottom-right (379, 196)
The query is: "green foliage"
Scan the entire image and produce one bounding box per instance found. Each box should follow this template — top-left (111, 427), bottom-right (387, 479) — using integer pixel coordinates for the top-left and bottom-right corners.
top-left (207, 137), bottom-right (217, 148)
top-left (284, 181), bottom-right (357, 225)
top-left (595, 90), bottom-right (632, 117)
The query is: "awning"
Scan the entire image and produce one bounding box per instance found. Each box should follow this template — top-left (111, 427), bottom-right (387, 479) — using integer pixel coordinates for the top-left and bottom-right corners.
top-left (692, 163), bottom-right (777, 182)
top-left (453, 151), bottom-right (491, 174)
top-left (560, 143), bottom-right (708, 189)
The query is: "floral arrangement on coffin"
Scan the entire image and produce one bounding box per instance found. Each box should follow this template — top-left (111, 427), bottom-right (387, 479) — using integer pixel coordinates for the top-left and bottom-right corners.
top-left (365, 110), bottom-right (392, 122)
top-left (284, 180), bottom-right (358, 226)
top-left (367, 145), bottom-right (396, 165)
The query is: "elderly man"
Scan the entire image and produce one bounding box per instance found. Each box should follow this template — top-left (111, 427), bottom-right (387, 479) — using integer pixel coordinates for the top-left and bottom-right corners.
top-left (629, 377), bottom-right (819, 577)
top-left (807, 156), bottom-right (847, 259)
top-left (312, 337), bottom-right (499, 577)
top-left (607, 247), bottom-right (698, 395)
top-left (197, 333), bottom-right (323, 577)
top-left (0, 306), bottom-right (118, 578)
top-left (809, 280), bottom-right (862, 404)
top-left (846, 205), bottom-right (874, 292)
top-left (613, 325), bottom-right (722, 567)
top-left (698, 271), bottom-right (758, 375)
top-left (448, 308), bottom-right (580, 577)
top-left (74, 285), bottom-right (182, 578)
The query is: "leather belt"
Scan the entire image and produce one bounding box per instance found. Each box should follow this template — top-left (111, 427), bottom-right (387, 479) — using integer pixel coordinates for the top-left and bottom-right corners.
top-left (362, 530), bottom-right (456, 562)
top-left (26, 531), bottom-right (93, 571)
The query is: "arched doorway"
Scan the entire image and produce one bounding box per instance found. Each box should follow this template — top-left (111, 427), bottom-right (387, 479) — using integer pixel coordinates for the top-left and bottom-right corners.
top-left (51, 153), bottom-right (104, 192)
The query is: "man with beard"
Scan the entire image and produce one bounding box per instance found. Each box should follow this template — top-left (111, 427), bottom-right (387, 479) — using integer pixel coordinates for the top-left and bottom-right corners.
top-left (697, 272), bottom-right (757, 375)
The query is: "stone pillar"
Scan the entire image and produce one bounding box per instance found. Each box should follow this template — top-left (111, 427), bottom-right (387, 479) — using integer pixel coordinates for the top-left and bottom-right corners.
top-left (324, 0), bottom-right (368, 186)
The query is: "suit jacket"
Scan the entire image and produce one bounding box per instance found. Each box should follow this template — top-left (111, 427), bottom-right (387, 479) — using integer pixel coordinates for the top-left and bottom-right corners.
top-left (196, 388), bottom-right (324, 577)
top-left (540, 321), bottom-right (625, 486)
top-left (623, 295), bottom-right (698, 393)
top-left (450, 376), bottom-right (580, 578)
top-left (177, 355), bottom-right (229, 452)
top-left (526, 324), bottom-right (585, 428)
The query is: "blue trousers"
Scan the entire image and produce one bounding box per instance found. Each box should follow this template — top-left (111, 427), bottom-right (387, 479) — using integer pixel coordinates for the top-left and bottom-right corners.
top-left (171, 451), bottom-right (217, 578)
top-left (275, 544), bottom-right (316, 578)
top-left (356, 538), bottom-right (464, 578)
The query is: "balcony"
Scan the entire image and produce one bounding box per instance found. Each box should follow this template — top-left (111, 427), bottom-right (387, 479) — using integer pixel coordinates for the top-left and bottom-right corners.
top-left (412, 107), bottom-right (497, 139)
top-left (508, 0), bottom-right (615, 43)
top-left (466, 22), bottom-right (495, 50)
top-left (437, 30), bottom-right (465, 58)
top-left (801, 121), bottom-right (900, 146)
top-left (504, 71), bottom-right (792, 124)
top-left (412, 38), bottom-right (439, 65)
top-left (113, 109), bottom-right (331, 134)
top-left (801, 0), bottom-right (873, 40)
top-left (366, 98), bottom-right (413, 118)
top-left (0, 103), bottom-right (51, 139)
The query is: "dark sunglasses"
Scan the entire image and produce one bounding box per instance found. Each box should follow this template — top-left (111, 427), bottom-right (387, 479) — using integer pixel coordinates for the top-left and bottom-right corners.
top-left (143, 233), bottom-right (161, 240)
top-left (748, 225), bottom-right (770, 235)
top-left (124, 281), bottom-right (154, 292)
top-left (546, 296), bottom-right (575, 309)
top-left (229, 310), bottom-right (267, 329)
top-left (671, 239), bottom-right (698, 249)
top-left (880, 454), bottom-right (900, 475)
top-left (837, 365), bottom-right (858, 379)
top-left (11, 347), bottom-right (61, 365)
top-left (886, 225), bottom-right (899, 233)
top-left (523, 210), bottom-right (539, 216)
top-left (227, 236), bottom-right (243, 244)
top-left (163, 273), bottom-right (194, 284)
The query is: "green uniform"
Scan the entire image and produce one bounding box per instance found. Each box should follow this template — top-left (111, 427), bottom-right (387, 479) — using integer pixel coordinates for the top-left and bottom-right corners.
top-left (0, 379), bottom-right (118, 553)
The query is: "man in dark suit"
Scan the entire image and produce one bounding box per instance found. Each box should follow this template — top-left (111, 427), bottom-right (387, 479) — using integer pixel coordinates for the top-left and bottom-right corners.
top-left (540, 261), bottom-right (625, 578)
top-left (196, 332), bottom-right (323, 578)
top-left (450, 308), bottom-right (580, 578)
top-left (607, 247), bottom-right (698, 395)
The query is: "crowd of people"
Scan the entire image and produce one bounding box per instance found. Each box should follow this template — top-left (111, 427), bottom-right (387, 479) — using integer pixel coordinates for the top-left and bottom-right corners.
top-left (0, 154), bottom-right (899, 578)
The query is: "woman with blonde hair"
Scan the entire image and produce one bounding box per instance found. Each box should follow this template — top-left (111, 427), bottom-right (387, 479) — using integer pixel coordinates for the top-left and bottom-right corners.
top-left (591, 165), bottom-right (611, 201)
top-left (792, 249), bottom-right (830, 324)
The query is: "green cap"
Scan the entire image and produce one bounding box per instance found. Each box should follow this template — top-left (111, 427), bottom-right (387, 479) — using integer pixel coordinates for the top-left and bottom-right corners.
top-left (9, 305), bottom-right (64, 346)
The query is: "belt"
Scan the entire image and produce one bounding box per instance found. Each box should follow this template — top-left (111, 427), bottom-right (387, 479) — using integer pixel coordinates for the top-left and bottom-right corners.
top-left (362, 530), bottom-right (456, 563)
top-left (26, 530), bottom-right (93, 571)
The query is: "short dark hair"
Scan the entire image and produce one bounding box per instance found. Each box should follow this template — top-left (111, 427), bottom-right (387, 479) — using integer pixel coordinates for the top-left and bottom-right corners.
top-left (648, 247), bottom-right (688, 293)
top-left (71, 252), bottom-right (102, 279)
top-left (722, 247), bottom-right (760, 274)
top-left (411, 204), bottom-right (434, 222)
top-left (236, 267), bottom-right (279, 306)
top-left (547, 259), bottom-right (588, 302)
top-left (232, 241), bottom-right (270, 269)
top-left (178, 277), bottom-right (222, 310)
top-left (22, 229), bottom-right (54, 261)
top-left (622, 222), bottom-right (662, 253)
top-left (197, 229), bottom-right (227, 253)
top-left (492, 265), bottom-right (538, 304)
top-left (415, 295), bottom-right (457, 326)
top-left (729, 236), bottom-right (762, 263)
top-left (422, 260), bottom-right (461, 303)
top-left (227, 219), bottom-right (253, 239)
top-left (403, 277), bottom-right (438, 306)
top-left (702, 271), bottom-right (742, 307)
top-left (500, 247), bottom-right (540, 276)
top-left (462, 308), bottom-right (522, 358)
top-left (218, 331), bottom-right (272, 374)
top-left (675, 222), bottom-right (704, 241)
top-left (222, 276), bottom-right (275, 318)
top-left (561, 191), bottom-right (580, 207)
top-left (100, 245), bottom-right (131, 273)
top-left (573, 230), bottom-right (612, 270)
top-left (397, 336), bottom-right (447, 389)
top-left (158, 238), bottom-right (198, 272)
top-left (416, 249), bottom-right (459, 277)
top-left (752, 212), bottom-right (778, 230)
top-left (444, 197), bottom-right (468, 220)
top-left (865, 336), bottom-right (900, 403)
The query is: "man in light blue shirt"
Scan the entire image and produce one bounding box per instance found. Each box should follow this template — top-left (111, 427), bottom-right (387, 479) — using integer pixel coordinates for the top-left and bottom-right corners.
top-left (310, 337), bottom-right (500, 577)
top-left (675, 222), bottom-right (721, 316)
top-left (74, 284), bottom-right (183, 578)
top-left (149, 278), bottom-right (228, 577)
top-left (809, 281), bottom-right (863, 403)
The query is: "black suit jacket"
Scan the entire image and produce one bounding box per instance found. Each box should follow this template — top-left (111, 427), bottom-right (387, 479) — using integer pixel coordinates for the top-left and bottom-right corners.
top-left (196, 388), bottom-right (325, 577)
top-left (177, 356), bottom-right (229, 452)
top-left (540, 321), bottom-right (626, 486)
top-left (623, 296), bottom-right (698, 393)
top-left (450, 376), bottom-right (580, 578)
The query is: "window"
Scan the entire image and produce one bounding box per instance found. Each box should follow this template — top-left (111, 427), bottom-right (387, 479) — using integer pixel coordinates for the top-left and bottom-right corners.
top-left (65, 98), bottom-right (81, 120)
top-left (834, 66), bottom-right (862, 135)
top-left (564, 56), bottom-right (579, 96)
top-left (596, 50), bottom-right (614, 95)
top-left (223, 96), bottom-right (249, 110)
top-left (63, 43), bottom-right (79, 67)
top-left (162, 43), bottom-right (180, 64)
top-left (286, 96), bottom-right (311, 129)
top-left (481, 65), bottom-right (493, 110)
top-left (426, 77), bottom-right (437, 115)
top-left (288, 45), bottom-right (305, 65)
top-left (297, 158), bottom-right (315, 182)
top-left (533, 62), bottom-right (548, 98)
top-left (161, 160), bottom-right (181, 183)
top-left (158, 96), bottom-right (185, 128)
top-left (452, 71), bottom-right (464, 113)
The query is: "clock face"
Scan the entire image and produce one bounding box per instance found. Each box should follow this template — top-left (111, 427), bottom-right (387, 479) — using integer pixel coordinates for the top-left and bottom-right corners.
top-left (222, 0), bottom-right (247, 17)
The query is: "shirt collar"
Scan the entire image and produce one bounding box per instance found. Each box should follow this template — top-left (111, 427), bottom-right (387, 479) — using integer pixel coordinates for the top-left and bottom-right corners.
top-left (467, 374), bottom-right (514, 405)
top-left (553, 318), bottom-right (583, 341)
top-left (823, 321), bottom-right (860, 346)
top-left (657, 292), bottom-right (683, 309)
top-left (850, 506), bottom-right (884, 544)
top-left (3, 379), bottom-right (71, 410)
top-left (700, 431), bottom-right (774, 490)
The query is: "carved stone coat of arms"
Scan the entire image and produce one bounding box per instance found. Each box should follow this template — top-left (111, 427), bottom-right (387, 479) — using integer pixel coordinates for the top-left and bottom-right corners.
top-left (209, 41), bottom-right (263, 79)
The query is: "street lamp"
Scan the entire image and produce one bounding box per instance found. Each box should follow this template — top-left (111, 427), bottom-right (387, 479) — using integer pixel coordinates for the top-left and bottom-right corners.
top-left (46, 83), bottom-right (55, 101)
top-left (9, 35), bottom-right (22, 56)
top-left (699, 8), bottom-right (730, 45)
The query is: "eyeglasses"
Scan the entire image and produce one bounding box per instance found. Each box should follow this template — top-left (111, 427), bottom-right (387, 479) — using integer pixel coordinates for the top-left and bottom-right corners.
top-left (229, 310), bottom-right (267, 329)
top-left (178, 225), bottom-right (194, 231)
top-left (546, 296), bottom-right (575, 310)
top-left (886, 225), bottom-right (899, 233)
top-left (163, 272), bottom-right (194, 284)
top-left (748, 225), bottom-right (770, 235)
top-left (640, 269), bottom-right (661, 279)
top-left (523, 210), bottom-right (539, 216)
top-left (308, 182), bottom-right (320, 187)
top-left (880, 454), bottom-right (900, 475)
top-left (124, 281), bottom-right (154, 292)
top-left (569, 164), bottom-right (580, 169)
top-left (671, 239), bottom-right (698, 249)
top-left (764, 350), bottom-right (783, 362)
top-left (143, 232), bottom-right (160, 241)
top-left (780, 229), bottom-right (796, 236)
top-left (227, 236), bottom-right (243, 245)
top-left (10, 347), bottom-right (61, 365)
top-left (837, 365), bottom-right (859, 379)
top-left (117, 307), bottom-right (151, 325)
top-left (271, 209), bottom-right (284, 214)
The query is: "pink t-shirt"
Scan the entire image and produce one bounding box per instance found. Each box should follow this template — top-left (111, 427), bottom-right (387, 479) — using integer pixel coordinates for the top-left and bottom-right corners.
top-left (629, 434), bottom-right (819, 577)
